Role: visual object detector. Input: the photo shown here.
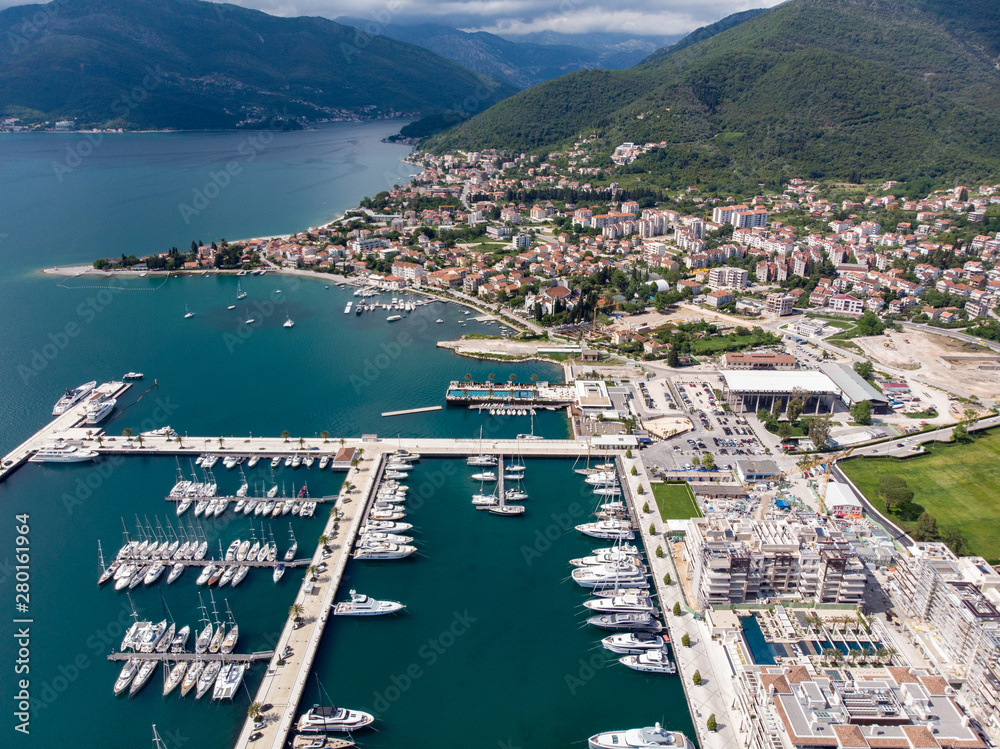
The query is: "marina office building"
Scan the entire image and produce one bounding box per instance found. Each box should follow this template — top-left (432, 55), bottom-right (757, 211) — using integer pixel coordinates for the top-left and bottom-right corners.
top-left (683, 514), bottom-right (867, 607)
top-left (720, 371), bottom-right (841, 415)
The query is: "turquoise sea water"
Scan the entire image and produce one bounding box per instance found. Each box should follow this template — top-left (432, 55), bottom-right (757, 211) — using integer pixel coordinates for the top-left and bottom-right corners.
top-left (0, 125), bottom-right (695, 747)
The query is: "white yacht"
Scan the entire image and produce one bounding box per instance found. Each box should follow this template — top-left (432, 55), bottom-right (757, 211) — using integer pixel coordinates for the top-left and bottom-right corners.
top-left (297, 704), bottom-right (375, 733)
top-left (333, 590), bottom-right (405, 616)
top-left (272, 563), bottom-right (285, 583)
top-left (570, 548), bottom-right (642, 568)
top-left (195, 660), bottom-right (222, 699)
top-left (113, 659), bottom-right (140, 695)
top-left (585, 471), bottom-right (618, 485)
top-left (184, 305), bottom-right (195, 319)
top-left (271, 457), bottom-right (281, 469)
top-left (584, 593), bottom-right (658, 615)
top-left (180, 661), bottom-right (203, 697)
top-left (576, 520), bottom-right (635, 540)
top-left (470, 471), bottom-right (496, 482)
top-left (123, 371), bottom-right (144, 380)
top-left (85, 396), bottom-right (116, 424)
top-left (571, 561), bottom-right (647, 589)
top-left (319, 455), bottom-right (330, 470)
top-left (53, 380), bottom-right (96, 414)
top-left (587, 612), bottom-right (662, 631)
top-left (359, 532), bottom-right (412, 545)
top-left (30, 444), bottom-right (99, 463)
top-left (362, 521), bottom-right (412, 533)
top-left (129, 660), bottom-right (157, 697)
top-left (163, 661), bottom-right (188, 697)
top-left (602, 632), bottom-right (669, 655)
top-left (488, 504), bottom-right (525, 516)
top-left (236, 281), bottom-right (247, 299)
top-left (620, 649), bottom-right (676, 673)
top-left (247, 455), bottom-right (260, 468)
top-left (353, 542), bottom-right (417, 560)
top-left (212, 662), bottom-right (246, 700)
top-left (588, 724), bottom-right (687, 749)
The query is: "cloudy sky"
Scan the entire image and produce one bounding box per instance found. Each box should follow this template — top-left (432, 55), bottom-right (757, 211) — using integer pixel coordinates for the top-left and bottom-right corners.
top-left (206, 0), bottom-right (785, 36)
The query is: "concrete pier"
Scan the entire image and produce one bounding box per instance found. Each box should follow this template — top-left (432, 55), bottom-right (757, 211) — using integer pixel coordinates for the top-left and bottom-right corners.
top-left (107, 651), bottom-right (274, 663)
top-left (231, 452), bottom-right (384, 749)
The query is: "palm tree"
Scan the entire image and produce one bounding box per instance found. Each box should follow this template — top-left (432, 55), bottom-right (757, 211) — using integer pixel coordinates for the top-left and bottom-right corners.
top-left (122, 427), bottom-right (134, 439)
top-left (339, 438), bottom-right (345, 449)
top-left (848, 648), bottom-right (863, 665)
top-left (508, 374), bottom-right (517, 383)
top-left (307, 565), bottom-right (318, 582)
top-left (175, 434), bottom-right (183, 447)
top-left (247, 702), bottom-right (263, 721)
top-left (298, 437), bottom-right (305, 449)
top-left (289, 603), bottom-right (304, 623)
top-left (487, 373), bottom-right (495, 384)
top-left (218, 436), bottom-right (224, 449)
top-left (320, 430), bottom-right (329, 443)
top-left (530, 373), bottom-right (538, 383)
top-left (318, 534), bottom-right (329, 549)
top-left (137, 435), bottom-right (144, 448)
top-left (464, 373), bottom-right (472, 383)
top-left (875, 646), bottom-right (890, 665)
top-left (96, 435), bottom-right (104, 447)
top-left (281, 430), bottom-right (290, 442)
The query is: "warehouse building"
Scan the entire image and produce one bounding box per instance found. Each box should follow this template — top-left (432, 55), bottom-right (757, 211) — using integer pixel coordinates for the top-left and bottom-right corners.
top-left (721, 370), bottom-right (841, 414)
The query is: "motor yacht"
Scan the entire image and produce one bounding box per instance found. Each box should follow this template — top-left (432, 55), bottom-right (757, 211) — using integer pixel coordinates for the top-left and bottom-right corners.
top-left (333, 590), bottom-right (405, 616)
top-left (588, 724), bottom-right (687, 749)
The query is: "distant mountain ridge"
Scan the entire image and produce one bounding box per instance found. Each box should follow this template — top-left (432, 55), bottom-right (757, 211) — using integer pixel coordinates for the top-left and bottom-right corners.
top-left (642, 7), bottom-right (769, 62)
top-left (427, 0), bottom-right (1000, 187)
top-left (0, 0), bottom-right (515, 129)
top-left (336, 18), bottom-right (679, 89)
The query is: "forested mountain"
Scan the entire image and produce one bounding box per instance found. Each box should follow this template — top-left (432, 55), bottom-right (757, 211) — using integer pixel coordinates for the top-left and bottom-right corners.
top-left (427, 0), bottom-right (1000, 188)
top-left (0, 0), bottom-right (515, 129)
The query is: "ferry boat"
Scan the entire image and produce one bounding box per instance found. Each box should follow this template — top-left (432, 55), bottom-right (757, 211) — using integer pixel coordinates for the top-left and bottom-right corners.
top-left (588, 724), bottom-right (687, 749)
top-left (53, 380), bottom-right (96, 414)
top-left (30, 444), bottom-right (99, 463)
top-left (333, 590), bottom-right (405, 616)
top-left (296, 705), bottom-right (375, 733)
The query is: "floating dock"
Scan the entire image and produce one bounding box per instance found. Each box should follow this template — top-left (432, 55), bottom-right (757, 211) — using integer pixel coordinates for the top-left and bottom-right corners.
top-left (380, 405), bottom-right (443, 417)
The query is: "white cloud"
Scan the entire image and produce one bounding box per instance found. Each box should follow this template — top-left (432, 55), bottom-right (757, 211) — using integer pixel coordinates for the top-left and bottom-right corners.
top-left (0, 0), bottom-right (787, 36)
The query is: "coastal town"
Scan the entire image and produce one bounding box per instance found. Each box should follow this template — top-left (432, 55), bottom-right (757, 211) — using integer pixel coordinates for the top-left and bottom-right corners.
top-left (68, 139), bottom-right (1000, 749)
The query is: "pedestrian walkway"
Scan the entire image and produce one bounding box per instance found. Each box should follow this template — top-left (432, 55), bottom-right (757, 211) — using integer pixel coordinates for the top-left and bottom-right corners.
top-left (620, 451), bottom-right (749, 749)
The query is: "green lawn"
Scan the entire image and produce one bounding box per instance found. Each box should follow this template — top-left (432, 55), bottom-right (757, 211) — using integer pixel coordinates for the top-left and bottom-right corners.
top-left (840, 429), bottom-right (1000, 562)
top-left (652, 482), bottom-right (702, 521)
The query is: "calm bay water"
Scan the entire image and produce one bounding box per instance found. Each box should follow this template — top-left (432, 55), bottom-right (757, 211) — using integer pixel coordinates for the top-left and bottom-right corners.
top-left (0, 125), bottom-right (694, 748)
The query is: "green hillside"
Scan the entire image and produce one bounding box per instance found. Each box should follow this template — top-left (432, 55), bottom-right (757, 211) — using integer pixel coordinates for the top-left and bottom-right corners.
top-left (0, 0), bottom-right (515, 129)
top-left (427, 0), bottom-right (1000, 188)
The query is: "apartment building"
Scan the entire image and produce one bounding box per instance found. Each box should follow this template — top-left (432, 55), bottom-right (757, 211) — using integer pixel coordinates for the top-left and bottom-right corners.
top-left (708, 266), bottom-right (749, 290)
top-left (684, 515), bottom-right (867, 607)
top-left (765, 293), bottom-right (795, 316)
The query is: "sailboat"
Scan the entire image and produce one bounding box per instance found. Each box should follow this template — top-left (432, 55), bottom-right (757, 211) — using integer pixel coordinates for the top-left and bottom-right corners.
top-left (486, 454), bottom-right (524, 517)
top-left (467, 426), bottom-right (497, 467)
top-left (244, 306), bottom-right (255, 325)
top-left (284, 525), bottom-right (298, 562)
top-left (284, 309), bottom-right (294, 328)
top-left (236, 281), bottom-right (247, 300)
top-left (184, 304), bottom-right (195, 319)
top-left (194, 593), bottom-right (212, 655)
top-left (517, 409), bottom-right (543, 440)
top-left (221, 601), bottom-right (239, 654)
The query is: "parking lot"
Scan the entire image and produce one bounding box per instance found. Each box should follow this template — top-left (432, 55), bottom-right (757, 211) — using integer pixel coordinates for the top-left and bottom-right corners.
top-left (640, 373), bottom-right (769, 474)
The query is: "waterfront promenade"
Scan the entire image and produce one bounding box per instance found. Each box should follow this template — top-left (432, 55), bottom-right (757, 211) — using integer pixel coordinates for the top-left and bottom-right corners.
top-left (620, 451), bottom-right (747, 749)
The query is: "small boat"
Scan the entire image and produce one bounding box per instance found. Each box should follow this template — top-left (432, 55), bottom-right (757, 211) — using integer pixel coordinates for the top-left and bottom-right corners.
top-left (129, 660), bottom-right (157, 696)
top-left (588, 724), bottom-right (687, 749)
top-left (236, 281), bottom-right (247, 300)
top-left (273, 563), bottom-right (286, 583)
top-left (435, 318), bottom-right (443, 323)
top-left (218, 565), bottom-right (236, 587)
top-left (155, 623), bottom-right (176, 654)
top-left (291, 455), bottom-right (302, 468)
top-left (231, 565), bottom-right (249, 586)
top-left (488, 504), bottom-right (525, 516)
top-left (114, 659), bottom-right (140, 695)
top-left (304, 456), bottom-right (314, 469)
top-left (123, 372), bottom-right (144, 380)
top-left (271, 457), bottom-right (281, 469)
top-left (164, 661), bottom-right (188, 696)
top-left (284, 315), bottom-right (295, 328)
top-left (171, 625), bottom-right (191, 652)
top-left (248, 455), bottom-right (260, 468)
top-left (386, 315), bottom-right (401, 322)
top-left (319, 456), bottom-right (330, 470)
top-left (471, 471), bottom-right (496, 482)
top-left (184, 305), bottom-right (195, 319)
top-left (602, 632), bottom-right (669, 655)
top-left (620, 649), bottom-right (676, 674)
top-left (333, 590), bottom-right (405, 616)
top-left (221, 623), bottom-right (239, 655)
top-left (180, 660), bottom-right (203, 697)
top-left (167, 562), bottom-right (185, 584)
